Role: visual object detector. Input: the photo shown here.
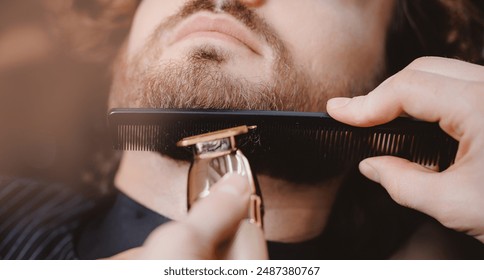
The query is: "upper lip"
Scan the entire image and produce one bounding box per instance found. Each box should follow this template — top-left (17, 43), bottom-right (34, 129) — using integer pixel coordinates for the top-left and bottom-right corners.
top-left (169, 12), bottom-right (263, 55)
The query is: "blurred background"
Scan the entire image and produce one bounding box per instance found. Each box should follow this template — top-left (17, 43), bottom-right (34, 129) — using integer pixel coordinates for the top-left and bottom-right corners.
top-left (0, 0), bottom-right (117, 190)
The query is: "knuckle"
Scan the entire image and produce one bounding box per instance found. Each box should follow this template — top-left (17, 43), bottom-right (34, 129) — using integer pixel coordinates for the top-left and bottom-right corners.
top-left (380, 72), bottom-right (414, 104)
top-left (407, 56), bottom-right (439, 70)
top-left (165, 221), bottom-right (205, 247)
top-left (381, 175), bottom-right (409, 206)
top-left (459, 82), bottom-right (484, 114)
top-left (464, 81), bottom-right (484, 100)
top-left (148, 221), bottom-right (214, 258)
top-left (350, 95), bottom-right (372, 125)
top-left (387, 69), bottom-right (414, 93)
top-left (387, 69), bottom-right (432, 102)
top-left (175, 221), bottom-right (215, 256)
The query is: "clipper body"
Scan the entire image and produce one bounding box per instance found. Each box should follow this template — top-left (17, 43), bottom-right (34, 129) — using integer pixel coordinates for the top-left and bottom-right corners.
top-left (177, 126), bottom-right (263, 227)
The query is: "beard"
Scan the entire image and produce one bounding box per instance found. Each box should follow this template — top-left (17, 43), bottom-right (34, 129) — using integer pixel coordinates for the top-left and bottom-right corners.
top-left (108, 0), bottom-right (350, 111)
top-left (111, 44), bottom-right (308, 110)
top-left (108, 0), bottom-right (383, 183)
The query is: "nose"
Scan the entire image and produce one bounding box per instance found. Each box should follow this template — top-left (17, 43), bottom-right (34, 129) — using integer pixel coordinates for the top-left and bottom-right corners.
top-left (239, 0), bottom-right (265, 8)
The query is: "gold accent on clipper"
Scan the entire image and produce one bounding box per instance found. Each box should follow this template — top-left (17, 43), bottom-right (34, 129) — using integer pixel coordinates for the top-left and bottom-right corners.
top-left (177, 125), bottom-right (263, 228)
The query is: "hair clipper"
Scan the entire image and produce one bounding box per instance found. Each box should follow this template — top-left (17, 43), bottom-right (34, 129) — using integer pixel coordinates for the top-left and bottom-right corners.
top-left (176, 125), bottom-right (263, 228)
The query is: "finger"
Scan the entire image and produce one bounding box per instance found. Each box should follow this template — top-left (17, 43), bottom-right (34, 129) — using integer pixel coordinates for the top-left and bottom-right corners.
top-left (359, 156), bottom-right (442, 214)
top-left (184, 173), bottom-right (250, 248)
top-left (104, 247), bottom-right (142, 260)
top-left (140, 174), bottom-right (251, 259)
top-left (225, 220), bottom-right (268, 260)
top-left (327, 69), bottom-right (482, 140)
top-left (406, 57), bottom-right (484, 82)
top-left (141, 222), bottom-right (206, 259)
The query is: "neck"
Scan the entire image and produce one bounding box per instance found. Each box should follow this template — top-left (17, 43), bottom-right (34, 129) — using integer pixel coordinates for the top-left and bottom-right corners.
top-left (115, 151), bottom-right (342, 243)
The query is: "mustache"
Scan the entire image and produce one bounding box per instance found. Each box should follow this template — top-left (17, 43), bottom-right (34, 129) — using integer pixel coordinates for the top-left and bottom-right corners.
top-left (153, 0), bottom-right (283, 51)
top-left (179, 0), bottom-right (258, 30)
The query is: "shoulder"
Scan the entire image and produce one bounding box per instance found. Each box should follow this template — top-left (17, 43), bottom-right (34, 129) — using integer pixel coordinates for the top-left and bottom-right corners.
top-left (0, 176), bottom-right (96, 259)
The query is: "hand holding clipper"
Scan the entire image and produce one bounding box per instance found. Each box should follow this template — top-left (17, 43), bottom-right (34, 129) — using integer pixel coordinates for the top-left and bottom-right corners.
top-left (177, 125), bottom-right (263, 228)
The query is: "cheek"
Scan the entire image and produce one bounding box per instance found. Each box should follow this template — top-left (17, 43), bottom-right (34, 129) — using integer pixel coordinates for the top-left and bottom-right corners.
top-left (262, 4), bottom-right (387, 90)
top-left (304, 25), bottom-right (386, 84)
top-left (126, 0), bottom-right (182, 59)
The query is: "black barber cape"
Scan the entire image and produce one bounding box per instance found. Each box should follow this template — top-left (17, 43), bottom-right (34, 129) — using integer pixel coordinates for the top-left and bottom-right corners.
top-left (0, 177), bottom-right (332, 259)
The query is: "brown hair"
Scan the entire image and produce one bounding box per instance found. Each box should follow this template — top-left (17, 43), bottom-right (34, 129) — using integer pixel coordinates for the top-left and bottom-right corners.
top-left (386, 0), bottom-right (484, 75)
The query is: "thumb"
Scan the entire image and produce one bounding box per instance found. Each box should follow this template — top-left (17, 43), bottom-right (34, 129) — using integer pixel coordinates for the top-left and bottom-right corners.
top-left (103, 247), bottom-right (143, 260)
top-left (139, 173), bottom-right (251, 259)
top-left (359, 156), bottom-right (442, 213)
top-left (225, 220), bottom-right (268, 260)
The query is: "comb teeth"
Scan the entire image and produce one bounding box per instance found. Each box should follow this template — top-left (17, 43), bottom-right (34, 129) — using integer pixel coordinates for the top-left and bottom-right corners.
top-left (108, 109), bottom-right (458, 170)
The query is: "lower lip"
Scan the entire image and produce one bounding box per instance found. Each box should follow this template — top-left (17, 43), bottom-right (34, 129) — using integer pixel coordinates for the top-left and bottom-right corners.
top-left (176, 31), bottom-right (248, 48)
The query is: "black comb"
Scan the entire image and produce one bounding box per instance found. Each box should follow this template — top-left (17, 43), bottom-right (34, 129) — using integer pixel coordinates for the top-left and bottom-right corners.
top-left (108, 109), bottom-right (458, 180)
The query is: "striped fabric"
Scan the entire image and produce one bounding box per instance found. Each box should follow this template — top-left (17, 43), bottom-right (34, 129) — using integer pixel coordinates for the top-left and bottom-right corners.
top-left (0, 177), bottom-right (95, 259)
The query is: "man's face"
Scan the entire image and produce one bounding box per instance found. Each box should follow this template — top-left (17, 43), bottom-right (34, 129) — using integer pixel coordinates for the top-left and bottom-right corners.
top-left (109, 0), bottom-right (395, 112)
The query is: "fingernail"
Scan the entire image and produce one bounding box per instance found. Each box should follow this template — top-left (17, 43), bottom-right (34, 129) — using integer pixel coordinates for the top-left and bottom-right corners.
top-left (359, 160), bottom-right (381, 183)
top-left (216, 174), bottom-right (248, 196)
top-left (327, 97), bottom-right (351, 109)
